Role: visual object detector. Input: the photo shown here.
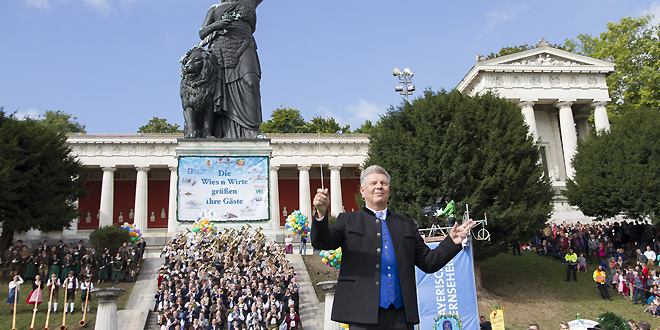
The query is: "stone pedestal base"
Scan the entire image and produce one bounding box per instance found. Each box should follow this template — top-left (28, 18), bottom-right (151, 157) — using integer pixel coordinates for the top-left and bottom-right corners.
top-left (318, 280), bottom-right (342, 330)
top-left (92, 287), bottom-right (126, 330)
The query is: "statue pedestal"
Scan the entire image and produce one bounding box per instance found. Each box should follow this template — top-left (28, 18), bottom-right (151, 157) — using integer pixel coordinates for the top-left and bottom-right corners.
top-left (92, 287), bottom-right (126, 330)
top-left (318, 281), bottom-right (342, 330)
top-left (175, 138), bottom-right (272, 157)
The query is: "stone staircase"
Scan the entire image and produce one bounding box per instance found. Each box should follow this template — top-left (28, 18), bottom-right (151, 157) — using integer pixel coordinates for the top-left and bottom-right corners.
top-left (144, 310), bottom-right (160, 330)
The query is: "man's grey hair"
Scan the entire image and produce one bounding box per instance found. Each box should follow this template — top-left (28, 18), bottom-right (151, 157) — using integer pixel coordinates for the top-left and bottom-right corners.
top-left (360, 165), bottom-right (391, 187)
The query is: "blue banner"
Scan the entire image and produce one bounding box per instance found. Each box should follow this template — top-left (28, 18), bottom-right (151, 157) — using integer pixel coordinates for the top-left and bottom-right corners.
top-left (415, 242), bottom-right (478, 330)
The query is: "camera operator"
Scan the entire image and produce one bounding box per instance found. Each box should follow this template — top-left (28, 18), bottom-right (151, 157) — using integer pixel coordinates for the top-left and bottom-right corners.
top-left (435, 196), bottom-right (456, 227)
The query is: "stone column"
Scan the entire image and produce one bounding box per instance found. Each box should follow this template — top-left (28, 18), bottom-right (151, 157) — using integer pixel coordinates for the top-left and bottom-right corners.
top-left (99, 166), bottom-right (116, 227)
top-left (518, 100), bottom-right (537, 138)
top-left (318, 281), bottom-right (342, 330)
top-left (298, 165), bottom-right (312, 219)
top-left (592, 101), bottom-right (611, 132)
top-left (168, 165), bottom-right (178, 234)
top-left (575, 114), bottom-right (590, 141)
top-left (134, 166), bottom-right (150, 233)
top-left (556, 101), bottom-right (577, 179)
top-left (92, 287), bottom-right (126, 330)
top-left (270, 165), bottom-right (281, 231)
top-left (328, 165), bottom-right (343, 217)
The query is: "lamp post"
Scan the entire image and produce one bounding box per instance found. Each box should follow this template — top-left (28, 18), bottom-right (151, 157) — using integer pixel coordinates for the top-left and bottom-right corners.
top-left (393, 67), bottom-right (415, 102)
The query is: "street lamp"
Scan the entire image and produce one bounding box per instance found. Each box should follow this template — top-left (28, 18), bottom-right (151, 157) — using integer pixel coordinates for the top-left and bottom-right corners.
top-left (393, 67), bottom-right (415, 102)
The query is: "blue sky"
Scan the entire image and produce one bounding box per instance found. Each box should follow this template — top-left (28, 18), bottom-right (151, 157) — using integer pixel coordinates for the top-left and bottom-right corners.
top-left (1, 0), bottom-right (659, 134)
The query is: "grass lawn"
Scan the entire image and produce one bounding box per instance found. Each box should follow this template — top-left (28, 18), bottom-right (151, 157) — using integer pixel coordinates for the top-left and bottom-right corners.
top-left (479, 250), bottom-right (658, 329)
top-left (304, 249), bottom-right (659, 329)
top-left (0, 279), bottom-right (136, 330)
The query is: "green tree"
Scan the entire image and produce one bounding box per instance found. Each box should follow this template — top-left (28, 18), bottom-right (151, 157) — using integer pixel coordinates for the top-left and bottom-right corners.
top-left (485, 44), bottom-right (533, 60)
top-left (353, 120), bottom-right (378, 134)
top-left (0, 110), bottom-right (86, 252)
top-left (37, 110), bottom-right (86, 134)
top-left (305, 116), bottom-right (350, 134)
top-left (566, 107), bottom-right (660, 222)
top-left (260, 106), bottom-right (308, 133)
top-left (365, 90), bottom-right (553, 261)
top-left (564, 15), bottom-right (660, 116)
top-left (138, 117), bottom-right (182, 134)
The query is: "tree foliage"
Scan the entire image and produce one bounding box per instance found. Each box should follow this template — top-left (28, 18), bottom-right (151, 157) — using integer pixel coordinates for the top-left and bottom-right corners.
top-left (353, 120), bottom-right (378, 135)
top-left (306, 116), bottom-right (351, 134)
top-left (564, 15), bottom-right (660, 116)
top-left (0, 110), bottom-right (86, 251)
top-left (89, 225), bottom-right (131, 254)
top-left (365, 90), bottom-right (554, 260)
top-left (138, 117), bottom-right (182, 134)
top-left (260, 107), bottom-right (308, 133)
top-left (37, 110), bottom-right (87, 134)
top-left (566, 107), bottom-right (660, 222)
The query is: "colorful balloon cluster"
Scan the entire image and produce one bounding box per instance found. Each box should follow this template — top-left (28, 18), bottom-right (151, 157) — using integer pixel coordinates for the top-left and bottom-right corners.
top-left (192, 218), bottom-right (218, 235)
top-left (285, 210), bottom-right (309, 237)
top-left (121, 222), bottom-right (142, 243)
top-left (320, 248), bottom-right (342, 269)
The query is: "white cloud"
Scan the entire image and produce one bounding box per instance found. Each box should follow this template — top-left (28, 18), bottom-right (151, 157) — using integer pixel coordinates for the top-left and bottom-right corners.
top-left (24, 0), bottom-right (50, 9)
top-left (345, 99), bottom-right (387, 127)
top-left (15, 108), bottom-right (42, 120)
top-left (483, 5), bottom-right (528, 31)
top-left (640, 2), bottom-right (660, 26)
top-left (83, 0), bottom-right (111, 13)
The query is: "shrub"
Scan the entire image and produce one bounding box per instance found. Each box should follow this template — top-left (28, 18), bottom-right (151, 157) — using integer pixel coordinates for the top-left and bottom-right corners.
top-left (89, 225), bottom-right (131, 253)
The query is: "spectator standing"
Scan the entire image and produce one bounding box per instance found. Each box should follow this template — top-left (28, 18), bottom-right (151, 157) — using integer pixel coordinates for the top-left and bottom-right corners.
top-left (594, 264), bottom-right (613, 301)
top-left (565, 249), bottom-right (578, 282)
top-left (644, 246), bottom-right (656, 270)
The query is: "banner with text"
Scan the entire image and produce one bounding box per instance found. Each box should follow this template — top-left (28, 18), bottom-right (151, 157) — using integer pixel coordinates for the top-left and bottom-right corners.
top-left (415, 242), bottom-right (478, 330)
top-left (177, 156), bottom-right (269, 221)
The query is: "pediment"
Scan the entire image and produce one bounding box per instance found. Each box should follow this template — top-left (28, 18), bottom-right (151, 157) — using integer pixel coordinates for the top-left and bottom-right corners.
top-left (476, 45), bottom-right (614, 68)
top-left (500, 53), bottom-right (589, 66)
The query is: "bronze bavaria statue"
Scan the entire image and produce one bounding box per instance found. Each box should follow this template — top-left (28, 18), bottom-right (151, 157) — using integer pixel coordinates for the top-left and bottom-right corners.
top-left (181, 0), bottom-right (263, 139)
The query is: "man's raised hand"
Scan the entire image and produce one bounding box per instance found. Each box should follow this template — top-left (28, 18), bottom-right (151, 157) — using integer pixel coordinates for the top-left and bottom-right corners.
top-left (313, 188), bottom-right (329, 218)
top-left (449, 218), bottom-right (477, 245)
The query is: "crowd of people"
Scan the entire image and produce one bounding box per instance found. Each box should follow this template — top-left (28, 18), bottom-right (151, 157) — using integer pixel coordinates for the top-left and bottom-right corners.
top-left (154, 227), bottom-right (302, 330)
top-left (532, 220), bottom-right (660, 321)
top-left (2, 238), bottom-right (145, 315)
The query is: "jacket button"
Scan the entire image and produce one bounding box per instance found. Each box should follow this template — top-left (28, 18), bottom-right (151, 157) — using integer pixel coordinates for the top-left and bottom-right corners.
top-left (377, 248), bottom-right (381, 253)
top-left (375, 281), bottom-right (379, 286)
top-left (377, 233), bottom-right (381, 237)
top-left (376, 219), bottom-right (380, 224)
top-left (376, 264), bottom-right (380, 269)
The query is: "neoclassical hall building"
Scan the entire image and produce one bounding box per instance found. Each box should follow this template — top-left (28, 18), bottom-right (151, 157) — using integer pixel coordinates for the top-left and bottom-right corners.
top-left (23, 40), bottom-right (616, 240)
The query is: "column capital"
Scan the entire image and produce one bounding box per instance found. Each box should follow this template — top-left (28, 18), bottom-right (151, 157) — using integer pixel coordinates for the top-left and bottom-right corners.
top-left (297, 165), bottom-right (311, 171)
top-left (591, 101), bottom-right (608, 108)
top-left (101, 166), bottom-right (116, 173)
top-left (554, 100), bottom-right (574, 109)
top-left (270, 165), bottom-right (280, 172)
top-left (168, 165), bottom-right (177, 171)
top-left (518, 100), bottom-right (535, 108)
top-left (135, 165), bottom-right (150, 172)
top-left (327, 164), bottom-right (342, 171)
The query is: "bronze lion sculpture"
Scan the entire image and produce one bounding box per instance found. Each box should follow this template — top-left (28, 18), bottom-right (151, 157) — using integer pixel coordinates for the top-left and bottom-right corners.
top-left (180, 46), bottom-right (220, 138)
